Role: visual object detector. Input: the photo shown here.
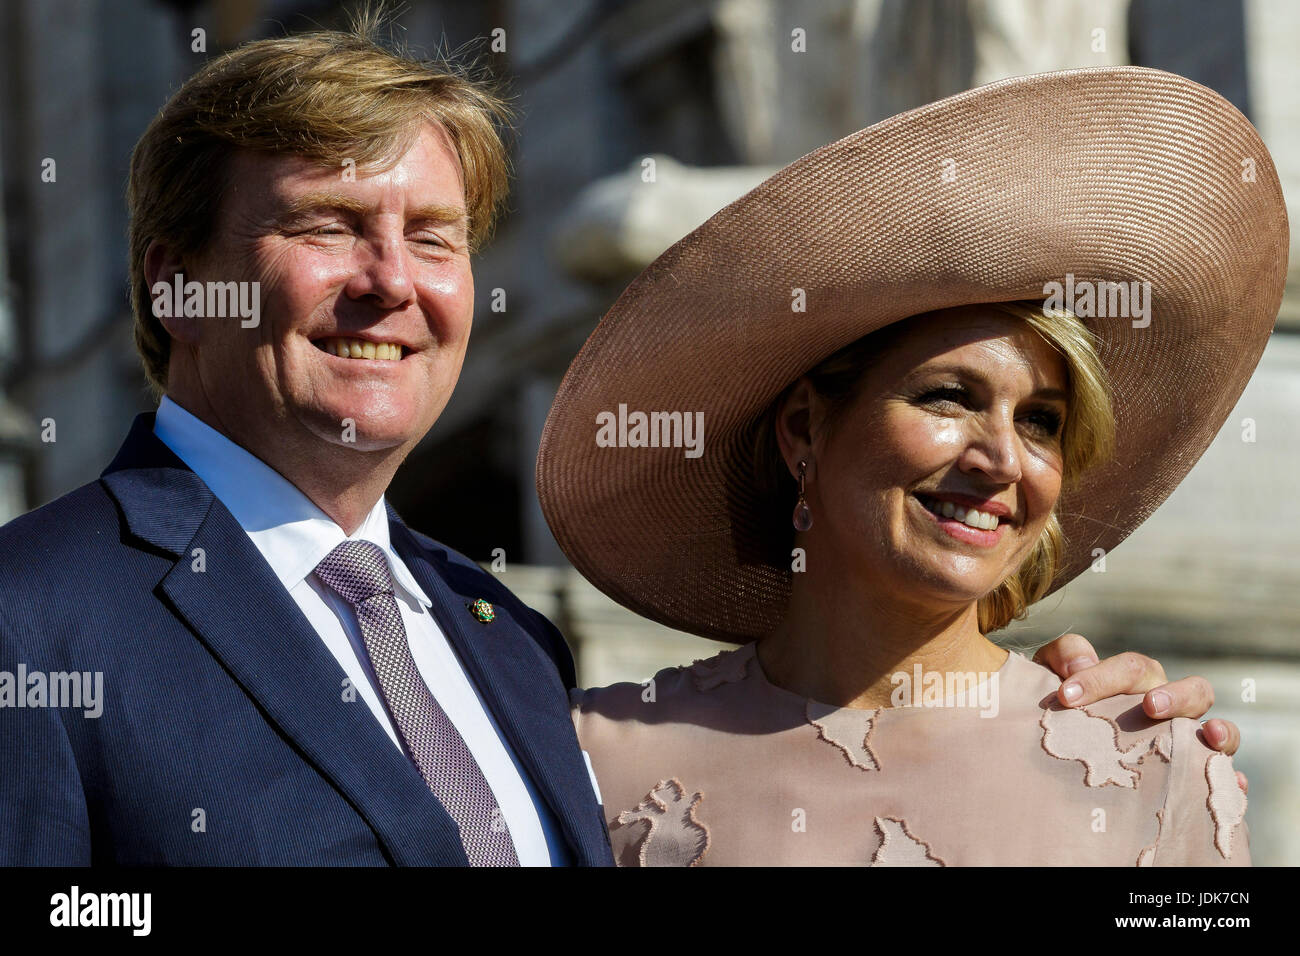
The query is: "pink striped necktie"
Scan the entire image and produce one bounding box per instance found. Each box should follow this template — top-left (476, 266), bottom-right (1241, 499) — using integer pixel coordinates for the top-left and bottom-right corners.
top-left (315, 539), bottom-right (520, 866)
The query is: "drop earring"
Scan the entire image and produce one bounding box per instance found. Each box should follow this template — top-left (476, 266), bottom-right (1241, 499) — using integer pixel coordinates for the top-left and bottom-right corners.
top-left (792, 459), bottom-right (813, 531)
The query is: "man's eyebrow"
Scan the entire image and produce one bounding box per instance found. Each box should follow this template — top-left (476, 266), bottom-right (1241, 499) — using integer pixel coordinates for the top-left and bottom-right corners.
top-left (276, 192), bottom-right (369, 219)
top-left (912, 362), bottom-right (1068, 402)
top-left (408, 203), bottom-right (469, 232)
top-left (275, 192), bottom-right (468, 230)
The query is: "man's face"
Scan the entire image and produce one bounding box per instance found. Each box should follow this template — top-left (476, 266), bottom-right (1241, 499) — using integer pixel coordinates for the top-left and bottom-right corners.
top-left (177, 122), bottom-right (474, 456)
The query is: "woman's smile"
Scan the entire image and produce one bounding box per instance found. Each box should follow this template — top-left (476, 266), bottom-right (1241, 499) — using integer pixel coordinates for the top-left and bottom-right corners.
top-left (910, 491), bottom-right (1010, 548)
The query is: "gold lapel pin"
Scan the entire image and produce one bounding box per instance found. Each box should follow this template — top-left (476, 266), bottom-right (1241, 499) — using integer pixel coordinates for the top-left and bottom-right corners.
top-left (468, 598), bottom-right (495, 623)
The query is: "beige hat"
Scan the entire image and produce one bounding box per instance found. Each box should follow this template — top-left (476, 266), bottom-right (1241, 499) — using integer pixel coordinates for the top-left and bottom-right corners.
top-left (536, 66), bottom-right (1289, 643)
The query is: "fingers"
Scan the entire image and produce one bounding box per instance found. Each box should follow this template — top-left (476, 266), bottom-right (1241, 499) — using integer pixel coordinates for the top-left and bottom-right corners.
top-left (1033, 633), bottom-right (1099, 679)
top-left (1039, 639), bottom-right (1248, 794)
top-left (1147, 681), bottom-right (1243, 774)
top-left (1201, 720), bottom-right (1247, 791)
top-left (1197, 717), bottom-right (1240, 757)
top-left (1143, 675), bottom-right (1215, 721)
top-left (1056, 651), bottom-right (1168, 707)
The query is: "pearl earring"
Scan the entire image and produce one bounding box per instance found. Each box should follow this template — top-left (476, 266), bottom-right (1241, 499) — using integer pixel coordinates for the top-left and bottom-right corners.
top-left (792, 459), bottom-right (813, 531)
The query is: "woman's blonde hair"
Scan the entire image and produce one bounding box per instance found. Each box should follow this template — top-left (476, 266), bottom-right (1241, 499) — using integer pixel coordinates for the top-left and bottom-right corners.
top-left (753, 301), bottom-right (1116, 633)
top-left (126, 5), bottom-right (514, 396)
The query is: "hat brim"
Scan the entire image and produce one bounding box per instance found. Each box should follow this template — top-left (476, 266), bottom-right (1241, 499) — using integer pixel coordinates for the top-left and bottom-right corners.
top-left (536, 66), bottom-right (1289, 643)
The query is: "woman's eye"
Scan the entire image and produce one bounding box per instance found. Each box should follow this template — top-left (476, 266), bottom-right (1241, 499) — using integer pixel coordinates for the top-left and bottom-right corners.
top-left (1023, 409), bottom-right (1064, 436)
top-left (919, 385), bottom-right (968, 406)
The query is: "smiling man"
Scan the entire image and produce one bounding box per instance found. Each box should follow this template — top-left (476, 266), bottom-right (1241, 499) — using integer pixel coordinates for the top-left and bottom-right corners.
top-left (0, 17), bottom-right (1245, 866)
top-left (0, 19), bottom-right (610, 868)
top-left (153, 129), bottom-right (474, 534)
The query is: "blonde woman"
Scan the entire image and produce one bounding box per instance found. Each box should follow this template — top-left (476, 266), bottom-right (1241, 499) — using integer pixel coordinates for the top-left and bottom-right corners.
top-left (537, 67), bottom-right (1285, 865)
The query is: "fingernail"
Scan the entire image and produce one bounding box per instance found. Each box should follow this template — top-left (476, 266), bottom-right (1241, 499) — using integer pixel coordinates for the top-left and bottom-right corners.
top-left (1149, 690), bottom-right (1170, 716)
top-left (1066, 656), bottom-right (1096, 675)
top-left (1209, 722), bottom-right (1224, 743)
top-left (1062, 681), bottom-right (1082, 703)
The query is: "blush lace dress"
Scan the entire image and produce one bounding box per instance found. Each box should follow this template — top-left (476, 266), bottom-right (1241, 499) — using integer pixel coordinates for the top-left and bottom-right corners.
top-left (571, 644), bottom-right (1249, 866)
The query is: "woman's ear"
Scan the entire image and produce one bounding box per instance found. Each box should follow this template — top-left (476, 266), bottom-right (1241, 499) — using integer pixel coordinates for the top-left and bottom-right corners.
top-left (775, 378), bottom-right (816, 479)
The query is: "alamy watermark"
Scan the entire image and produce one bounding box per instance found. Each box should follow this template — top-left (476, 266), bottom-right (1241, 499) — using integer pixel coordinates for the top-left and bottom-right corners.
top-left (151, 272), bottom-right (261, 328)
top-left (50, 886), bottom-right (150, 936)
top-left (890, 664), bottom-right (999, 717)
top-left (0, 665), bottom-right (103, 718)
top-left (595, 403), bottom-right (704, 459)
top-left (1043, 273), bottom-right (1151, 328)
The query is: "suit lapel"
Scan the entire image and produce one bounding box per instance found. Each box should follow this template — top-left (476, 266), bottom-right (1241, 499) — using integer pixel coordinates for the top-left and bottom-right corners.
top-left (389, 516), bottom-right (604, 865)
top-left (101, 414), bottom-right (467, 865)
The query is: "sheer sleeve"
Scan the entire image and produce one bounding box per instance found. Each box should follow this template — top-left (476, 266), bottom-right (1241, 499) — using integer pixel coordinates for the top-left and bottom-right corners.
top-left (1150, 716), bottom-right (1250, 866)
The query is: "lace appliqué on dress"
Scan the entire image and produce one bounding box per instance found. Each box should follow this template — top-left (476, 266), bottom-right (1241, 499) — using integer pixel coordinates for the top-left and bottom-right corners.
top-left (806, 701), bottom-right (881, 771)
top-left (690, 648), bottom-right (751, 691)
top-left (1205, 752), bottom-right (1247, 860)
top-left (610, 779), bottom-right (711, 867)
top-left (1039, 706), bottom-right (1171, 788)
top-left (870, 816), bottom-right (945, 866)
top-left (1136, 807), bottom-right (1166, 866)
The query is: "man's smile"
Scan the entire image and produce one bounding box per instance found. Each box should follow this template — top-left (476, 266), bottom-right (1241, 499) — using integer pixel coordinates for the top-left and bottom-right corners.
top-left (311, 336), bottom-right (409, 361)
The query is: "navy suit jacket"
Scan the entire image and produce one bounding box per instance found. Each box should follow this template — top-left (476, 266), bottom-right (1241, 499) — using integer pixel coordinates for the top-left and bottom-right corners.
top-left (0, 414), bottom-right (614, 866)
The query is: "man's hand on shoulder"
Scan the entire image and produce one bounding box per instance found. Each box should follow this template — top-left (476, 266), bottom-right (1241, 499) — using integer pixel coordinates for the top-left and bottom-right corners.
top-left (1033, 632), bottom-right (1247, 793)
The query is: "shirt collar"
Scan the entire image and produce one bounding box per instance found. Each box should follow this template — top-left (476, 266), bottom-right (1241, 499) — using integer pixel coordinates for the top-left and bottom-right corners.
top-left (152, 395), bottom-right (432, 608)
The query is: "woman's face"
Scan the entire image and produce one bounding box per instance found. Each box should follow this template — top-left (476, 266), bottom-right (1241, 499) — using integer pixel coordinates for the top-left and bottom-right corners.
top-left (796, 306), bottom-right (1069, 608)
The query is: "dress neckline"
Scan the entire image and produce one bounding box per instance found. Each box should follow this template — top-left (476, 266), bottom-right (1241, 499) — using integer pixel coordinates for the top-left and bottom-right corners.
top-left (734, 640), bottom-right (1022, 714)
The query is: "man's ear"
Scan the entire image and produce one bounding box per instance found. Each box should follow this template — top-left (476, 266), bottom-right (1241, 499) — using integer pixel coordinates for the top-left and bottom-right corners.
top-left (143, 239), bottom-right (200, 346)
top-left (774, 378), bottom-right (817, 480)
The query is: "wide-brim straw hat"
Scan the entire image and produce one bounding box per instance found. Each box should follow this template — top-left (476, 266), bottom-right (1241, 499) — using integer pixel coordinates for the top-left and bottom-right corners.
top-left (535, 66), bottom-right (1289, 644)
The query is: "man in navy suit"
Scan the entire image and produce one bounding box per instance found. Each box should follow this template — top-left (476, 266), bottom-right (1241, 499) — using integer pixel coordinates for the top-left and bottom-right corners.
top-left (0, 20), bottom-right (1245, 866)
top-left (0, 21), bottom-right (614, 867)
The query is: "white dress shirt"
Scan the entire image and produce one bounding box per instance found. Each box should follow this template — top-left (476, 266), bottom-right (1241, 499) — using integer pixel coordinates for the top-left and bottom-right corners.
top-left (153, 396), bottom-right (565, 865)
